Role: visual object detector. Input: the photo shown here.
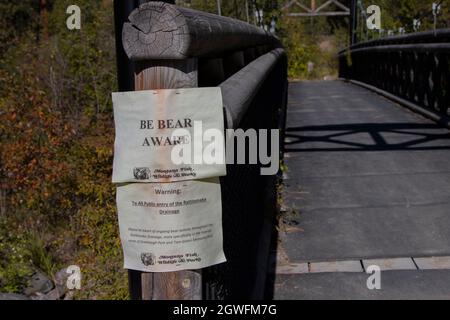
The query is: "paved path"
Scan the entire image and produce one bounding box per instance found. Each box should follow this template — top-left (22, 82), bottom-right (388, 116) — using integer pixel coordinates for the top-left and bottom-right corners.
top-left (274, 81), bottom-right (450, 300)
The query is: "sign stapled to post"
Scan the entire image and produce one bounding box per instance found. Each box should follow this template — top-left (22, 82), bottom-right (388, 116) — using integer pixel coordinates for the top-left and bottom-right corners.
top-left (117, 179), bottom-right (226, 272)
top-left (112, 87), bottom-right (226, 183)
top-left (112, 87), bottom-right (227, 272)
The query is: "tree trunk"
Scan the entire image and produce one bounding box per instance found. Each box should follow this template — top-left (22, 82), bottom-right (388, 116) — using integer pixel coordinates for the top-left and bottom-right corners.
top-left (39, 0), bottom-right (49, 41)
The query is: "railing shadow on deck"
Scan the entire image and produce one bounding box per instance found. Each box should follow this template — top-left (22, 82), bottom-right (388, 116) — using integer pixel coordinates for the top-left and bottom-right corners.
top-left (284, 123), bottom-right (450, 152)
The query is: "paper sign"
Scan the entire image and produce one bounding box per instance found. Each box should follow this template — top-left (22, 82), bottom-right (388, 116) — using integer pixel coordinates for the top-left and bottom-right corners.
top-left (112, 88), bottom-right (226, 183)
top-left (117, 178), bottom-right (226, 272)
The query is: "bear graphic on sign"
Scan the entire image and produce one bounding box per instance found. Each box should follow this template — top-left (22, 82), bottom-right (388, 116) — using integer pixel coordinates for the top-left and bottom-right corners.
top-left (141, 253), bottom-right (156, 266)
top-left (134, 167), bottom-right (151, 180)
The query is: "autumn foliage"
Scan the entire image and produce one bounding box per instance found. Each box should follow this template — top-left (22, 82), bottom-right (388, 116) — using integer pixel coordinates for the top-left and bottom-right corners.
top-left (0, 0), bottom-right (127, 299)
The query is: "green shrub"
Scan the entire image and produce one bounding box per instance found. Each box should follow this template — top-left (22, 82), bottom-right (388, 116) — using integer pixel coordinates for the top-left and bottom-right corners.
top-left (0, 218), bottom-right (34, 293)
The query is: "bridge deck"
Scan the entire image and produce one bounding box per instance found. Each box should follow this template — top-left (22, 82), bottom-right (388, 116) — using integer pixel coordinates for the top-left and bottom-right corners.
top-left (274, 81), bottom-right (450, 299)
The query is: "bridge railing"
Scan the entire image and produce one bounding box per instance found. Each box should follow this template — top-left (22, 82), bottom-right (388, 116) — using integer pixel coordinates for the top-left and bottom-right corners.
top-left (122, 1), bottom-right (288, 300)
top-left (339, 29), bottom-right (450, 122)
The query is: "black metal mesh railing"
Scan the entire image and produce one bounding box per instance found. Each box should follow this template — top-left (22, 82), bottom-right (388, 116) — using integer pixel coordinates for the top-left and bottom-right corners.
top-left (339, 29), bottom-right (450, 115)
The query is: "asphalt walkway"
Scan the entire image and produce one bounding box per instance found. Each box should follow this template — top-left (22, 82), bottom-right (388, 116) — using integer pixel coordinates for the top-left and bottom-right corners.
top-left (274, 81), bottom-right (450, 300)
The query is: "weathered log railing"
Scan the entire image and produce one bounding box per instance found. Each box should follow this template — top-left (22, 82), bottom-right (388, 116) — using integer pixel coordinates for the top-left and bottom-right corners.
top-left (339, 29), bottom-right (450, 123)
top-left (121, 1), bottom-right (287, 300)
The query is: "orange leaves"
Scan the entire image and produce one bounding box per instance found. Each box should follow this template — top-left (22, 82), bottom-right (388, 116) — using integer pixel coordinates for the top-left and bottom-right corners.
top-left (79, 235), bottom-right (91, 247)
top-left (0, 3), bottom-right (126, 298)
top-left (1, 91), bottom-right (115, 224)
top-left (0, 76), bottom-right (80, 218)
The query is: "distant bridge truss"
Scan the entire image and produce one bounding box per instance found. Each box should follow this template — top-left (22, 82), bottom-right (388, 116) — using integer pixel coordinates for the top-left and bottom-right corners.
top-left (282, 0), bottom-right (350, 17)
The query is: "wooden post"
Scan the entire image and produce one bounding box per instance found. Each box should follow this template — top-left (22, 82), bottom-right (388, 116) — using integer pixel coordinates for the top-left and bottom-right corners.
top-left (122, 2), bottom-right (272, 61)
top-left (114, 0), bottom-right (140, 91)
top-left (132, 59), bottom-right (202, 301)
top-left (120, 0), bottom-right (280, 300)
top-left (113, 0), bottom-right (141, 299)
